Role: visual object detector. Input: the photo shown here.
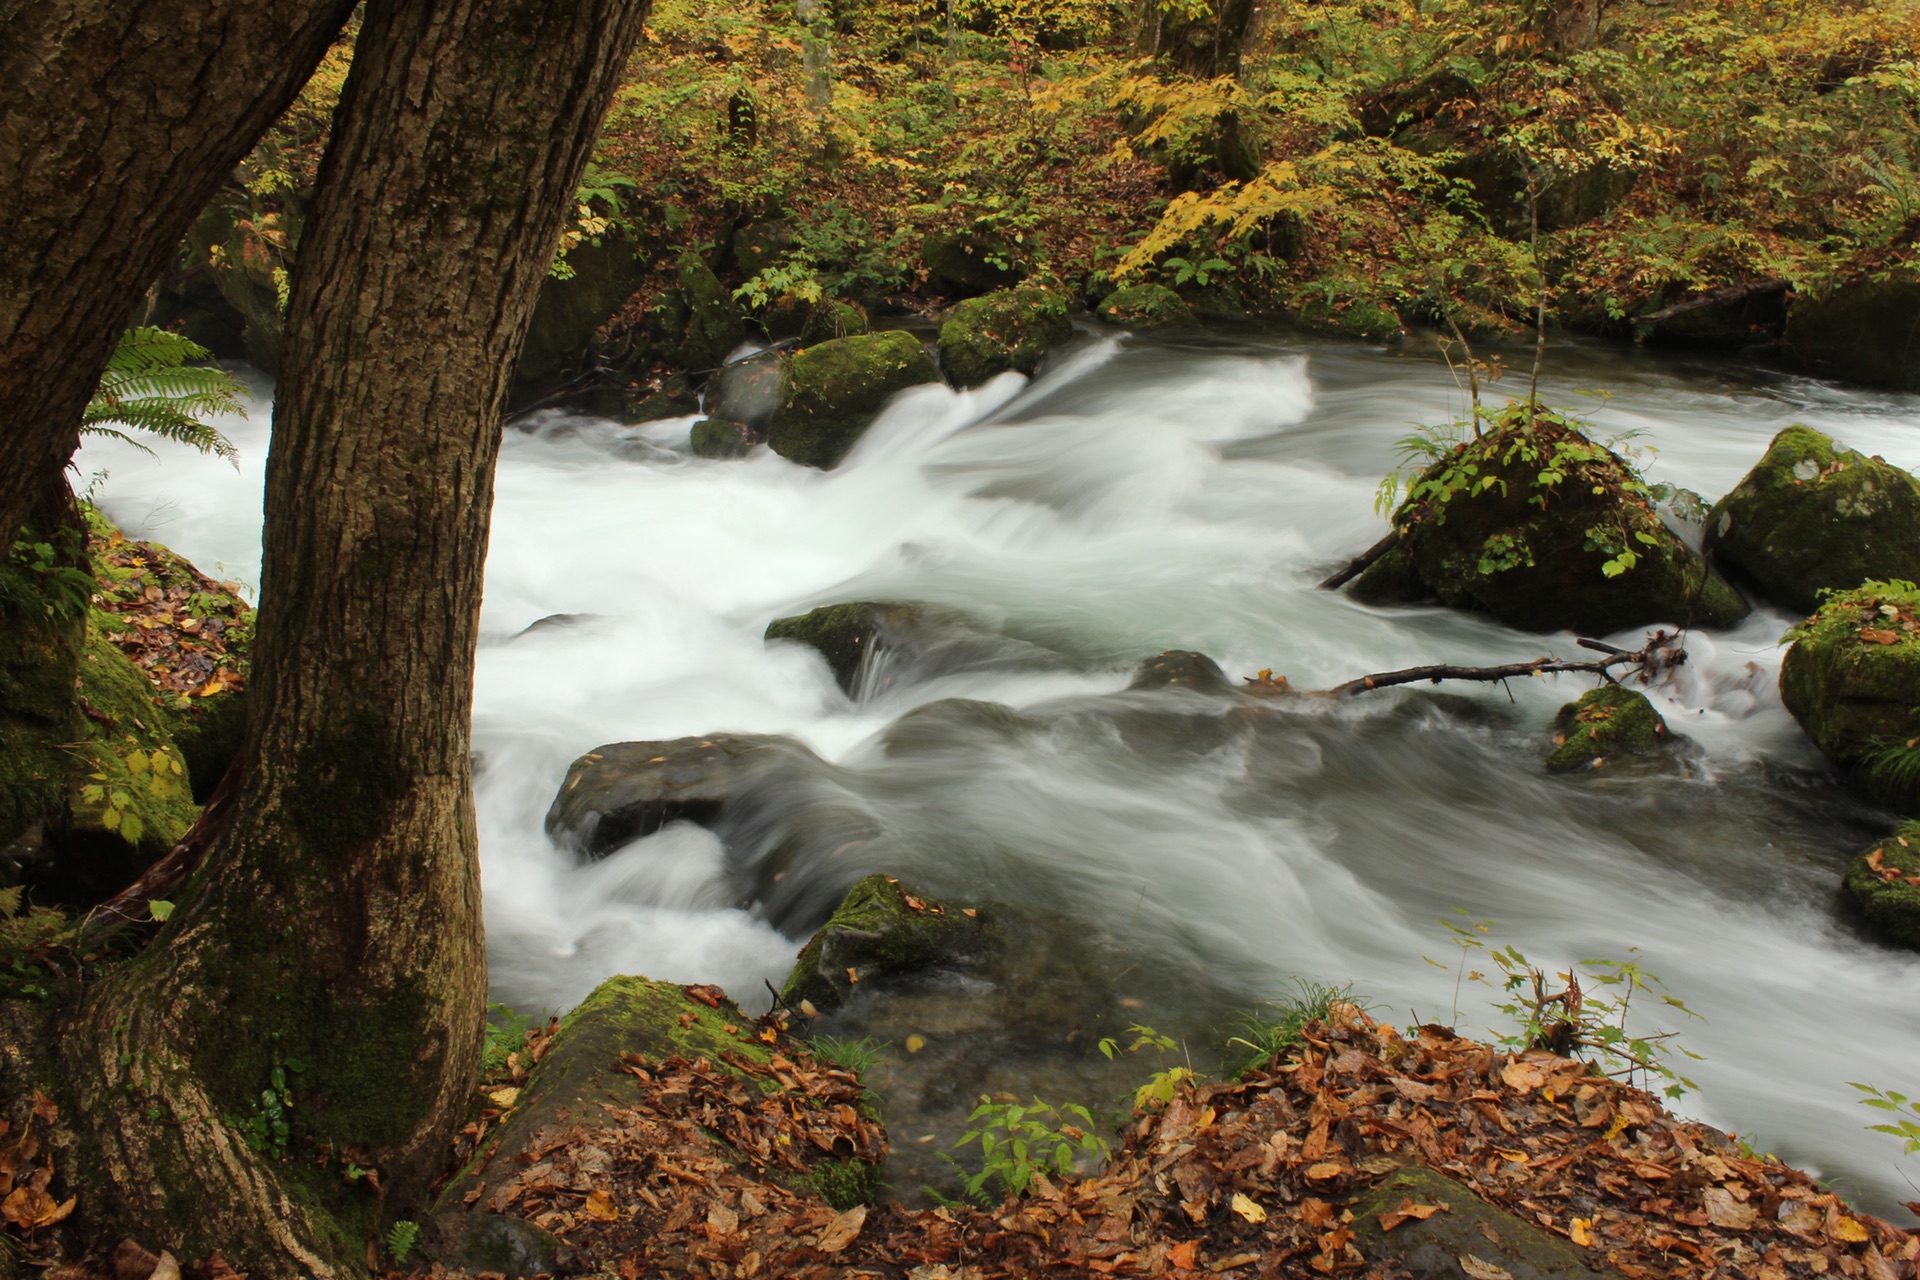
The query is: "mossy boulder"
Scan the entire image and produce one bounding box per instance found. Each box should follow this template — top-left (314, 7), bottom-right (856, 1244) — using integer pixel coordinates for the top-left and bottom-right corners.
top-left (799, 298), bottom-right (870, 346)
top-left (707, 351), bottom-right (785, 429)
top-left (1783, 276), bottom-right (1920, 393)
top-left (767, 331), bottom-right (940, 470)
top-left (544, 733), bottom-right (817, 857)
top-left (1351, 1165), bottom-right (1630, 1280)
top-left (1844, 825), bottom-right (1920, 950)
top-left (624, 375), bottom-right (699, 424)
top-left (1546, 684), bottom-right (1674, 772)
top-left (732, 219), bottom-right (799, 282)
top-left (1095, 284), bottom-right (1199, 331)
top-left (937, 288), bottom-right (1072, 387)
top-left (1346, 547), bottom-right (1431, 606)
top-left (923, 229), bottom-right (1024, 297)
top-left (1292, 295), bottom-right (1405, 343)
top-left (765, 601), bottom-right (905, 693)
top-left (655, 252), bottom-right (748, 371)
top-left (1385, 416), bottom-right (1749, 635)
top-left (779, 873), bottom-right (988, 1013)
top-left (1779, 581), bottom-right (1920, 813)
top-left (517, 230), bottom-right (649, 390)
top-left (690, 417), bottom-right (761, 458)
top-left (1706, 426), bottom-right (1920, 616)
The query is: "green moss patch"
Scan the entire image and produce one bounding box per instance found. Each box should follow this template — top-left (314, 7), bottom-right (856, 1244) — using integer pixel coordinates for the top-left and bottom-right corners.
top-left (936, 287), bottom-right (1072, 386)
top-left (1844, 825), bottom-right (1920, 950)
top-left (1546, 684), bottom-right (1672, 772)
top-left (1707, 425), bottom-right (1920, 616)
top-left (780, 873), bottom-right (987, 1013)
top-left (1779, 580), bottom-right (1920, 813)
top-left (1095, 284), bottom-right (1198, 331)
top-left (767, 331), bottom-right (940, 469)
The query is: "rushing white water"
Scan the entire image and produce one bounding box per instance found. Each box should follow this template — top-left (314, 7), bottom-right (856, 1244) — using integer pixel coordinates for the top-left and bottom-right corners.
top-left (78, 329), bottom-right (1920, 1212)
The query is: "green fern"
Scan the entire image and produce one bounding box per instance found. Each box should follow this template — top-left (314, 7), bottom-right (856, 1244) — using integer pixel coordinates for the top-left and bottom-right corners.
top-left (384, 1219), bottom-right (420, 1264)
top-left (83, 327), bottom-right (244, 463)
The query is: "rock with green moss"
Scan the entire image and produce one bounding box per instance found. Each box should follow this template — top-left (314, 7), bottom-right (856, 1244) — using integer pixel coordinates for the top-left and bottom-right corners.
top-left (545, 733), bottom-right (818, 856)
top-left (799, 298), bottom-right (870, 346)
top-left (1844, 826), bottom-right (1920, 950)
top-left (765, 601), bottom-right (906, 692)
top-left (690, 416), bottom-right (762, 459)
top-left (1783, 276), bottom-right (1920, 393)
top-left (1346, 547), bottom-right (1431, 606)
top-left (936, 288), bottom-right (1072, 387)
top-left (517, 230), bottom-right (650, 390)
top-left (923, 229), bottom-right (1024, 297)
top-left (1779, 581), bottom-right (1920, 813)
top-left (1351, 1165), bottom-right (1629, 1280)
top-left (656, 252), bottom-right (747, 371)
top-left (1293, 295), bottom-right (1405, 343)
top-left (624, 376), bottom-right (699, 424)
top-left (1706, 426), bottom-right (1920, 615)
top-left (1385, 416), bottom-right (1749, 635)
top-left (1546, 684), bottom-right (1674, 772)
top-left (1095, 284), bottom-right (1199, 331)
top-left (767, 331), bottom-right (940, 470)
top-left (780, 873), bottom-right (988, 1013)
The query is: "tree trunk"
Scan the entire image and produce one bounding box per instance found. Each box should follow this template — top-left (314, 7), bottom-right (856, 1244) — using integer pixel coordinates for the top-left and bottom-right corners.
top-left (0, 0), bottom-right (359, 544)
top-left (60, 0), bottom-right (650, 1272)
top-left (1142, 0), bottom-right (1256, 79)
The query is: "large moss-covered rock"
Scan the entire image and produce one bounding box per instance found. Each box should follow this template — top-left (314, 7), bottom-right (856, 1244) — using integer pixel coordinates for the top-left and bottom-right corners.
top-left (767, 331), bottom-right (940, 470)
top-left (1292, 294), bottom-right (1405, 343)
top-left (799, 298), bottom-right (870, 346)
top-left (1844, 825), bottom-right (1920, 950)
top-left (1351, 1165), bottom-right (1629, 1280)
top-left (937, 288), bottom-right (1072, 386)
top-left (517, 230), bottom-right (650, 389)
top-left (659, 252), bottom-right (748, 371)
top-left (765, 602), bottom-right (904, 692)
top-left (779, 873), bottom-right (988, 1013)
top-left (689, 417), bottom-right (762, 459)
top-left (1545, 684), bottom-right (1673, 772)
top-left (1783, 277), bottom-right (1920, 393)
top-left (544, 734), bottom-right (817, 857)
top-left (1706, 426), bottom-right (1920, 616)
top-left (1779, 581), bottom-right (1920, 813)
top-left (1384, 416), bottom-right (1748, 635)
top-left (1347, 547), bottom-right (1431, 606)
top-left (923, 229), bottom-right (1024, 297)
top-left (1095, 284), bottom-right (1199, 332)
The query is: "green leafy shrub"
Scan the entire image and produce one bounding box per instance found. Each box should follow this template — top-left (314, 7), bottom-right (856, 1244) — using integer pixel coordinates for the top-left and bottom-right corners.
top-left (952, 1095), bottom-right (1110, 1203)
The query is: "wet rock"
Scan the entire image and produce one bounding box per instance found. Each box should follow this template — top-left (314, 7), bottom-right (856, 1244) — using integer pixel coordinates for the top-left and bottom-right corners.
top-left (1545, 684), bottom-right (1674, 772)
top-left (923, 229), bottom-right (1024, 297)
top-left (766, 331), bottom-right (941, 470)
top-left (1706, 425), bottom-right (1920, 616)
top-left (1094, 284), bottom-right (1199, 332)
top-left (707, 350), bottom-right (785, 430)
top-left (765, 602), bottom-right (902, 692)
top-left (1351, 1165), bottom-right (1627, 1280)
top-left (1347, 547), bottom-right (1431, 606)
top-left (1843, 826), bottom-right (1920, 950)
top-left (654, 252), bottom-right (748, 371)
top-left (779, 873), bottom-right (989, 1013)
top-left (517, 230), bottom-right (649, 391)
top-left (764, 601), bottom-right (1050, 697)
top-left (624, 374), bottom-right (699, 423)
top-left (437, 1214), bottom-right (563, 1278)
top-left (1127, 650), bottom-right (1238, 696)
top-left (799, 298), bottom-right (871, 346)
top-left (1387, 416), bottom-right (1748, 635)
top-left (937, 288), bottom-right (1073, 387)
top-left (1783, 276), bottom-right (1920, 393)
top-left (1636, 283), bottom-right (1787, 352)
top-left (1779, 581), bottom-right (1920, 814)
top-left (544, 734), bottom-right (816, 857)
top-left (1292, 295), bottom-right (1405, 343)
top-left (690, 416), bottom-right (762, 459)
top-left (511, 613), bottom-right (599, 639)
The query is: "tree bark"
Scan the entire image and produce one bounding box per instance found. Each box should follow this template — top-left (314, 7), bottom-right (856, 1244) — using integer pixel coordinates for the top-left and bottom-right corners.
top-left (60, 0), bottom-right (650, 1272)
top-left (1142, 0), bottom-right (1256, 79)
top-left (0, 0), bottom-right (359, 543)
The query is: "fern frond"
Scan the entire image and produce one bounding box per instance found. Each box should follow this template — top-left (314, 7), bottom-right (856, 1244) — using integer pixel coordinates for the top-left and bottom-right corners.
top-left (82, 327), bottom-right (245, 462)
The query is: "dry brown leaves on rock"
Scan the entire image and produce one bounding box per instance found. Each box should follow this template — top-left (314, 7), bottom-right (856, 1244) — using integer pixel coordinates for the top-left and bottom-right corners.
top-left (0, 1090), bottom-right (74, 1245)
top-left (88, 523), bottom-right (250, 699)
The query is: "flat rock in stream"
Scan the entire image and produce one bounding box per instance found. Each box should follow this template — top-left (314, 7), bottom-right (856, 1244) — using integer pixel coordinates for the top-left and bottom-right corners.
top-left (1545, 685), bottom-right (1677, 773)
top-left (545, 734), bottom-right (821, 857)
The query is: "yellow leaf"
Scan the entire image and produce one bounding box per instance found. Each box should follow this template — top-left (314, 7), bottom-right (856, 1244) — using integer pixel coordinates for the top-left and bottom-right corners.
top-left (582, 1189), bottom-right (621, 1222)
top-left (1569, 1217), bottom-right (1595, 1247)
top-left (1832, 1216), bottom-right (1871, 1243)
top-left (1231, 1193), bottom-right (1267, 1224)
top-left (906, 1034), bottom-right (927, 1053)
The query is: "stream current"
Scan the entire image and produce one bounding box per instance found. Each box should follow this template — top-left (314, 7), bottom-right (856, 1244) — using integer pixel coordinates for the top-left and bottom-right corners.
top-left (78, 328), bottom-right (1920, 1211)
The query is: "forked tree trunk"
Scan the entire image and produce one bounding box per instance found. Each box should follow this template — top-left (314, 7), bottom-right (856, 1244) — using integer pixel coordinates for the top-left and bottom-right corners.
top-left (0, 0), bottom-right (358, 543)
top-left (61, 0), bottom-right (649, 1272)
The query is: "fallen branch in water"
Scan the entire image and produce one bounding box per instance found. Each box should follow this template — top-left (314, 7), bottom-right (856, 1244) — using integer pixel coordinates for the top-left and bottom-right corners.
top-left (1302, 629), bottom-right (1686, 699)
top-left (1317, 528), bottom-right (1401, 590)
top-left (1630, 278), bottom-right (1787, 327)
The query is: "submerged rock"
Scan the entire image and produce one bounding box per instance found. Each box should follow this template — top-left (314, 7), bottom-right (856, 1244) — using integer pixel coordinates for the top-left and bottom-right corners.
top-left (936, 287), bottom-right (1072, 387)
top-left (1545, 684), bottom-right (1674, 772)
top-left (764, 600), bottom-right (1057, 698)
top-left (1706, 425), bottom-right (1920, 616)
top-left (779, 873), bottom-right (988, 1013)
top-left (1127, 650), bottom-right (1238, 696)
top-left (1844, 826), bottom-right (1920, 950)
top-left (1375, 415), bottom-right (1747, 635)
top-left (1095, 283), bottom-right (1199, 331)
top-left (544, 734), bottom-right (817, 857)
top-left (689, 416), bottom-right (762, 459)
top-left (767, 331), bottom-right (940, 470)
top-left (1779, 581), bottom-right (1920, 814)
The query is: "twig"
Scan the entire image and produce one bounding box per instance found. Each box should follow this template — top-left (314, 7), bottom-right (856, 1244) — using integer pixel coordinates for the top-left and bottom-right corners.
top-left (1318, 528), bottom-right (1402, 589)
top-left (1321, 630), bottom-right (1683, 699)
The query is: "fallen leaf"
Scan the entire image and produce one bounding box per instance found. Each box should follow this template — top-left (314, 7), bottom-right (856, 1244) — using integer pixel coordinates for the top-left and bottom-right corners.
top-left (150, 1254), bottom-right (182, 1280)
top-left (1860, 628), bottom-right (1901, 645)
top-left (582, 1189), bottom-right (621, 1222)
top-left (486, 1086), bottom-right (520, 1109)
top-left (1501, 1059), bottom-right (1547, 1093)
top-left (708, 1201), bottom-right (740, 1235)
top-left (1230, 1193), bottom-right (1267, 1223)
top-left (1304, 1161), bottom-right (1348, 1181)
top-left (1167, 1240), bottom-right (1199, 1271)
top-left (1569, 1217), bottom-right (1595, 1247)
top-left (686, 984), bottom-right (726, 1008)
top-left (816, 1204), bottom-right (867, 1253)
top-left (1832, 1215), bottom-right (1871, 1243)
top-left (1459, 1255), bottom-right (1513, 1280)
top-left (1, 1184), bottom-right (76, 1230)
top-left (1704, 1187), bottom-right (1757, 1230)
top-left (1379, 1198), bottom-right (1445, 1232)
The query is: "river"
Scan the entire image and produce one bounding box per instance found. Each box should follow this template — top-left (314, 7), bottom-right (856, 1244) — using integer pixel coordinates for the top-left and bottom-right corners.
top-left (77, 326), bottom-right (1920, 1213)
